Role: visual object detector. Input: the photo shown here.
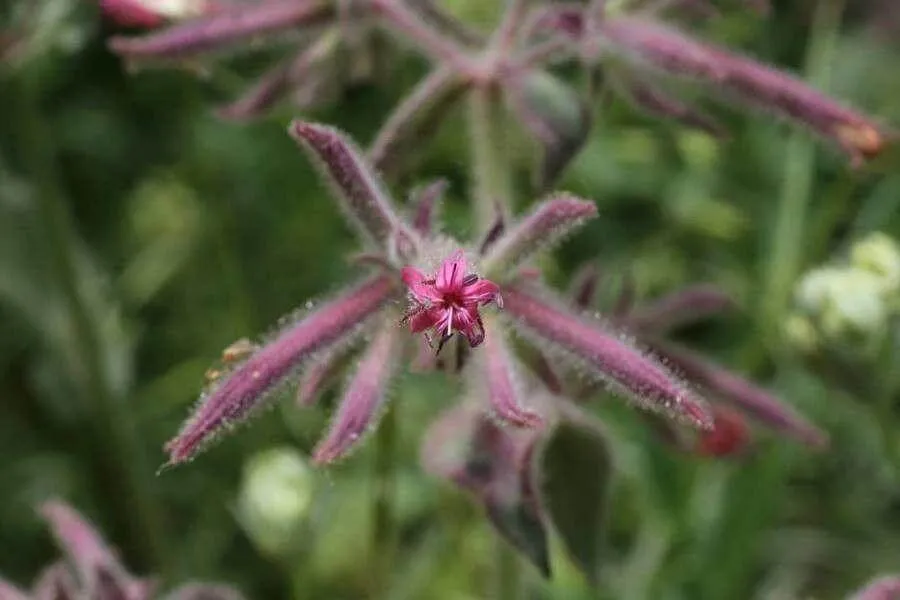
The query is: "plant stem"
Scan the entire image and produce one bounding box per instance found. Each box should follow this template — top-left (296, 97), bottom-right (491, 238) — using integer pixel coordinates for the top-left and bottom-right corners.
top-left (494, 537), bottom-right (524, 600)
top-left (13, 76), bottom-right (168, 568)
top-left (759, 0), bottom-right (846, 350)
top-left (371, 396), bottom-right (398, 595)
top-left (468, 85), bottom-right (524, 599)
top-left (467, 86), bottom-right (514, 233)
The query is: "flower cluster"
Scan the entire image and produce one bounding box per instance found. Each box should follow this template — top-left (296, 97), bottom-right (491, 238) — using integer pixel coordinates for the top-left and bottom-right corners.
top-left (101, 0), bottom-right (893, 585)
top-left (788, 232), bottom-right (900, 354)
top-left (0, 501), bottom-right (244, 600)
top-left (105, 0), bottom-right (889, 176)
top-left (165, 120), bottom-right (720, 468)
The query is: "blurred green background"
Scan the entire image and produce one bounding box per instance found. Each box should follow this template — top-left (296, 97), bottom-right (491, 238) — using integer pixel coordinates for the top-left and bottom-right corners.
top-left (2, 1), bottom-right (900, 598)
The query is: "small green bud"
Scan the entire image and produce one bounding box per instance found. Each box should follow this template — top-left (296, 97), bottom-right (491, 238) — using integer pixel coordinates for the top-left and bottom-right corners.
top-left (236, 447), bottom-right (313, 556)
top-left (850, 232), bottom-right (900, 292)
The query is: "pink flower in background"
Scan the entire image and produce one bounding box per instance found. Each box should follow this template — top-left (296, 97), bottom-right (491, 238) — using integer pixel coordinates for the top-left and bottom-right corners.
top-left (100, 0), bottom-right (211, 28)
top-left (402, 251), bottom-right (502, 351)
top-left (0, 501), bottom-right (244, 600)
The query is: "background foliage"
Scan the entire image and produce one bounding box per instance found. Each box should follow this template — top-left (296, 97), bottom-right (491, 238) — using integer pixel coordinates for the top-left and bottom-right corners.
top-left (2, 1), bottom-right (900, 598)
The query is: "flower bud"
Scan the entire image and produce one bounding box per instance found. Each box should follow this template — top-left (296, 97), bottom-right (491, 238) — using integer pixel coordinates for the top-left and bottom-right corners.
top-left (237, 447), bottom-right (314, 556)
top-left (850, 232), bottom-right (900, 292)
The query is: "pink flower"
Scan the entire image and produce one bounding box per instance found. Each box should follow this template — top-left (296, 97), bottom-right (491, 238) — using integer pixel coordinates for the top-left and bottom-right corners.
top-left (401, 251), bottom-right (502, 352)
top-left (101, 0), bottom-right (166, 27)
top-left (100, 0), bottom-right (212, 29)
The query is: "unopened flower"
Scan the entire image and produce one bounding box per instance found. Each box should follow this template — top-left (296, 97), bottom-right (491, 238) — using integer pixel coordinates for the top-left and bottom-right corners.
top-left (401, 251), bottom-right (502, 351)
top-left (851, 232), bottom-right (900, 291)
top-left (792, 234), bottom-right (900, 350)
top-left (0, 501), bottom-right (244, 600)
top-left (695, 405), bottom-right (751, 457)
top-left (237, 447), bottom-right (314, 555)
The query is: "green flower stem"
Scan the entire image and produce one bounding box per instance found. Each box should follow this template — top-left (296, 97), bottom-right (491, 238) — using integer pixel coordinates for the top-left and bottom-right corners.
top-left (13, 75), bottom-right (168, 568)
top-left (759, 0), bottom-right (846, 350)
top-left (468, 86), bottom-right (514, 233)
top-left (468, 85), bottom-right (524, 600)
top-left (371, 396), bottom-right (398, 595)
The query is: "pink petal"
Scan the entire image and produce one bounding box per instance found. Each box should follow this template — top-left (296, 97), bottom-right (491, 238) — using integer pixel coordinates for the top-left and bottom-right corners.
top-left (408, 308), bottom-right (440, 333)
top-left (463, 279), bottom-right (501, 305)
top-left (436, 251), bottom-right (467, 291)
top-left (101, 0), bottom-right (164, 28)
top-left (401, 267), bottom-right (441, 302)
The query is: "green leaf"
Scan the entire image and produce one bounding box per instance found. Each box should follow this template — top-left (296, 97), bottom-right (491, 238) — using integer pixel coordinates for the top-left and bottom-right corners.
top-left (510, 72), bottom-right (591, 192)
top-left (538, 420), bottom-right (612, 584)
top-left (485, 498), bottom-right (551, 578)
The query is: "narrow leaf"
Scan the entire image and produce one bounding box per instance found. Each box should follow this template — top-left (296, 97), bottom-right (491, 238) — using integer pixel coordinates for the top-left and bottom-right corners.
top-left (409, 179), bottom-right (448, 236)
top-left (508, 71), bottom-right (592, 190)
top-left (40, 502), bottom-right (119, 592)
top-left (569, 262), bottom-right (600, 309)
top-left (289, 121), bottom-right (418, 253)
top-left (165, 276), bottom-right (396, 465)
top-left (482, 194), bottom-right (597, 277)
top-left (295, 343), bottom-right (354, 407)
top-left (623, 284), bottom-right (734, 333)
top-left (614, 75), bottom-right (727, 138)
top-left (654, 340), bottom-right (827, 447)
top-left (312, 318), bottom-right (401, 464)
top-left (420, 407), bottom-right (550, 575)
top-left (480, 319), bottom-right (543, 428)
top-left (367, 68), bottom-right (468, 179)
top-left (599, 17), bottom-right (888, 164)
top-left (503, 285), bottom-right (713, 428)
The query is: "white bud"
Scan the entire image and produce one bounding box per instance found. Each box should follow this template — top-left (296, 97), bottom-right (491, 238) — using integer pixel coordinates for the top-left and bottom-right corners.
top-left (236, 447), bottom-right (313, 556)
top-left (850, 231), bottom-right (900, 292)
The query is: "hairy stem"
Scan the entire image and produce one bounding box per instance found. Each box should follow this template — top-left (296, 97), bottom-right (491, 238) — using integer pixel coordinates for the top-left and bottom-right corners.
top-left (468, 70), bottom-right (524, 600)
top-left (468, 87), bottom-right (514, 232)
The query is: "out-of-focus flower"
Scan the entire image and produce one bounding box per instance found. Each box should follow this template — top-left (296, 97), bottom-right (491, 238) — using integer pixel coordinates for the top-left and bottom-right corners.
top-left (846, 574), bottom-right (900, 600)
top-left (532, 4), bottom-right (891, 166)
top-left (164, 121), bottom-right (714, 470)
top-left (851, 232), bottom-right (900, 291)
top-left (695, 405), bottom-right (751, 457)
top-left (0, 500), bottom-right (245, 600)
top-left (104, 0), bottom-right (891, 185)
top-left (100, 0), bottom-right (213, 28)
top-left (236, 447), bottom-right (314, 555)
top-left (789, 232), bottom-right (900, 350)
